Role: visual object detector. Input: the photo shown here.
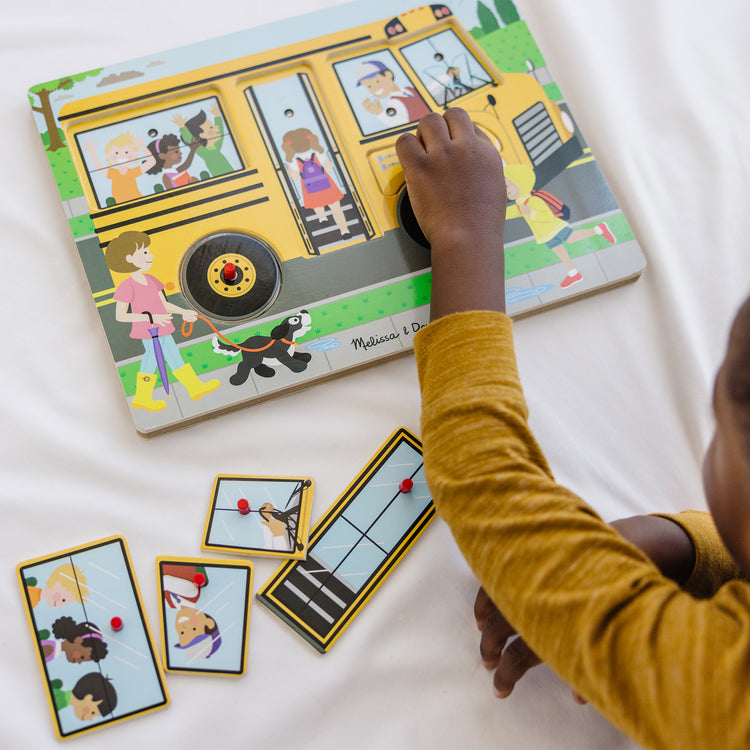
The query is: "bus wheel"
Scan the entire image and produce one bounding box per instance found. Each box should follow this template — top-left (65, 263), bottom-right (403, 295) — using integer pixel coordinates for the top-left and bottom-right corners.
top-left (180, 232), bottom-right (281, 322)
top-left (396, 189), bottom-right (430, 249)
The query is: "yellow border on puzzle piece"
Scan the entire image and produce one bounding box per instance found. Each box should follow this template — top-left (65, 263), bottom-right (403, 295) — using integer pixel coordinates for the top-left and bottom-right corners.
top-left (257, 427), bottom-right (435, 652)
top-left (17, 535), bottom-right (170, 740)
top-left (155, 555), bottom-right (254, 677)
top-left (201, 474), bottom-right (314, 560)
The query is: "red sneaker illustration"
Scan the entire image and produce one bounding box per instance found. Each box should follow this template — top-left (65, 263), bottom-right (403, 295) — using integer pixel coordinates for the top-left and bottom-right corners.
top-left (596, 222), bottom-right (616, 243)
top-left (560, 271), bottom-right (583, 288)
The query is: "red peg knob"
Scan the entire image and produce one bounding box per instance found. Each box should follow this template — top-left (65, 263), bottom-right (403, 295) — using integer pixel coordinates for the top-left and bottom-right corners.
top-left (110, 617), bottom-right (123, 632)
top-left (224, 262), bottom-right (237, 282)
top-left (237, 498), bottom-right (250, 515)
top-left (193, 573), bottom-right (206, 588)
top-left (399, 478), bottom-right (414, 493)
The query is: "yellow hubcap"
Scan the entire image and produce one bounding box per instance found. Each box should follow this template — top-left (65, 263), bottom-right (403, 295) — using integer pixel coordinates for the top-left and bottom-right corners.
top-left (207, 253), bottom-right (257, 298)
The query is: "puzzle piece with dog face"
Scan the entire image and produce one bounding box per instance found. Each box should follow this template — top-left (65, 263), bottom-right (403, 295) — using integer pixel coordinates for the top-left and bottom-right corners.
top-left (156, 556), bottom-right (254, 676)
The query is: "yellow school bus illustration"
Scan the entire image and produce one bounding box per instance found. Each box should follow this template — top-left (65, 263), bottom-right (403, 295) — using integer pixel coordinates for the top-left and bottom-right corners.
top-left (59, 4), bottom-right (579, 322)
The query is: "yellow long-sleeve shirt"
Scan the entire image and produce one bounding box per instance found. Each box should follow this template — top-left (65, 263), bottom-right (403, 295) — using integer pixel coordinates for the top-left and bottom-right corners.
top-left (414, 310), bottom-right (750, 750)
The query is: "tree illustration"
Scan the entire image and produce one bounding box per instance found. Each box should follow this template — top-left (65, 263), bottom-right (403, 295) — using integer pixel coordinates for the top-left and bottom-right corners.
top-left (29, 69), bottom-right (102, 152)
top-left (495, 0), bottom-right (520, 25)
top-left (477, 1), bottom-right (500, 34)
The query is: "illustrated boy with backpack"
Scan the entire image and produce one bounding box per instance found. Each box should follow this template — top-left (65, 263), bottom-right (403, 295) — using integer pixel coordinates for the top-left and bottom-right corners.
top-left (281, 128), bottom-right (350, 237)
top-left (504, 163), bottom-right (615, 288)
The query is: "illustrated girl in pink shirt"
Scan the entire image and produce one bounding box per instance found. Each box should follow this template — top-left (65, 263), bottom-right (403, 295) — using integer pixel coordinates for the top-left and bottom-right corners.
top-left (105, 231), bottom-right (220, 411)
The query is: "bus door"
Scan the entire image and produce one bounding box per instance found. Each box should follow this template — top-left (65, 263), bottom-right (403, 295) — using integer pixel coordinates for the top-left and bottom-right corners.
top-left (246, 73), bottom-right (373, 256)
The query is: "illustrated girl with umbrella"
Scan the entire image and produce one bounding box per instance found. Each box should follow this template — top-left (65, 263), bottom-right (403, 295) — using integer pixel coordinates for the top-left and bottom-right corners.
top-left (105, 230), bottom-right (220, 412)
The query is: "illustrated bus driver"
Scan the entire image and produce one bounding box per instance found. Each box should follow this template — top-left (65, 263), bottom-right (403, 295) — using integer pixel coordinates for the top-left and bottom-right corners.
top-left (356, 60), bottom-right (430, 127)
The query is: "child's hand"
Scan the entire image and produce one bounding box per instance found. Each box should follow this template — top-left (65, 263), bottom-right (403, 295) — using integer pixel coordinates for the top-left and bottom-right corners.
top-left (475, 586), bottom-right (541, 697)
top-left (475, 514), bottom-right (695, 704)
top-left (181, 310), bottom-right (198, 323)
top-left (362, 98), bottom-right (384, 115)
top-left (396, 108), bottom-right (507, 319)
top-left (152, 313), bottom-right (172, 326)
top-left (475, 586), bottom-right (587, 704)
top-left (172, 114), bottom-right (186, 127)
top-left (396, 108), bottom-right (505, 249)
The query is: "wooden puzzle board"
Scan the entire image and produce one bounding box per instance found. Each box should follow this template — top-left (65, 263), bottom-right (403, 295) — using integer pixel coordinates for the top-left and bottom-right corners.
top-left (30, 0), bottom-right (645, 436)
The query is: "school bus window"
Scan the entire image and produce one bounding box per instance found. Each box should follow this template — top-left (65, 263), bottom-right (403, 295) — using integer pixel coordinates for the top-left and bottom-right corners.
top-left (75, 96), bottom-right (244, 209)
top-left (399, 29), bottom-right (492, 107)
top-left (332, 49), bottom-right (431, 137)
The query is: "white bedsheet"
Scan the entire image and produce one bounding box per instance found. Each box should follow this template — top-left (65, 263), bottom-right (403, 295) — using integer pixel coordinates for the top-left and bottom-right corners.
top-left (3, 1), bottom-right (749, 748)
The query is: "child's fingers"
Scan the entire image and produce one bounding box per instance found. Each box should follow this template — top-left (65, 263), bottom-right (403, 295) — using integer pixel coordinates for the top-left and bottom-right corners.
top-left (479, 612), bottom-right (514, 669)
top-left (395, 131), bottom-right (426, 167)
top-left (572, 690), bottom-right (588, 705)
top-left (477, 601), bottom-right (517, 668)
top-left (413, 111), bottom-right (450, 151)
top-left (443, 106), bottom-right (475, 141)
top-left (473, 586), bottom-right (496, 629)
top-left (492, 636), bottom-right (543, 699)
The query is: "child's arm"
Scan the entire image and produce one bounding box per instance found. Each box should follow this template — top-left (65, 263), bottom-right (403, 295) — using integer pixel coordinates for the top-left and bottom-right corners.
top-left (82, 141), bottom-right (105, 172)
top-left (476, 513), bottom-right (697, 699)
top-left (177, 141), bottom-right (200, 174)
top-left (505, 203), bottom-right (523, 220)
top-left (114, 300), bottom-right (171, 327)
top-left (178, 121), bottom-right (194, 149)
top-left (478, 509), bottom-right (745, 700)
top-left (132, 135), bottom-right (156, 173)
top-left (396, 109), bottom-right (506, 321)
top-left (404, 109), bottom-right (750, 750)
top-left (160, 293), bottom-right (197, 322)
top-left (610, 514), bottom-right (696, 583)
top-left (285, 159), bottom-right (300, 178)
top-left (209, 103), bottom-right (225, 146)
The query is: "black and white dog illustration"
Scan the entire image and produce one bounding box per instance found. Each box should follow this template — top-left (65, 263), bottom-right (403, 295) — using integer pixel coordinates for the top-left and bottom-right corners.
top-left (213, 311), bottom-right (313, 385)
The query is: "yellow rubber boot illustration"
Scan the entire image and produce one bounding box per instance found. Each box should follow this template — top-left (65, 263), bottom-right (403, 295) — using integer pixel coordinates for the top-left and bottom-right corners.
top-left (132, 372), bottom-right (167, 412)
top-left (173, 364), bottom-right (220, 401)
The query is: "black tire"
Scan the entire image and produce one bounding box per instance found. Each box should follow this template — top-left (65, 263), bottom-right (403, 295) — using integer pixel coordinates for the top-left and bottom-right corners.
top-left (396, 188), bottom-right (430, 249)
top-left (180, 232), bottom-right (281, 321)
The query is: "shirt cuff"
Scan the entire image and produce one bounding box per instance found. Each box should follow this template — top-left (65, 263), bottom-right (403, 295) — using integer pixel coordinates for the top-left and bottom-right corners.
top-left (653, 510), bottom-right (743, 597)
